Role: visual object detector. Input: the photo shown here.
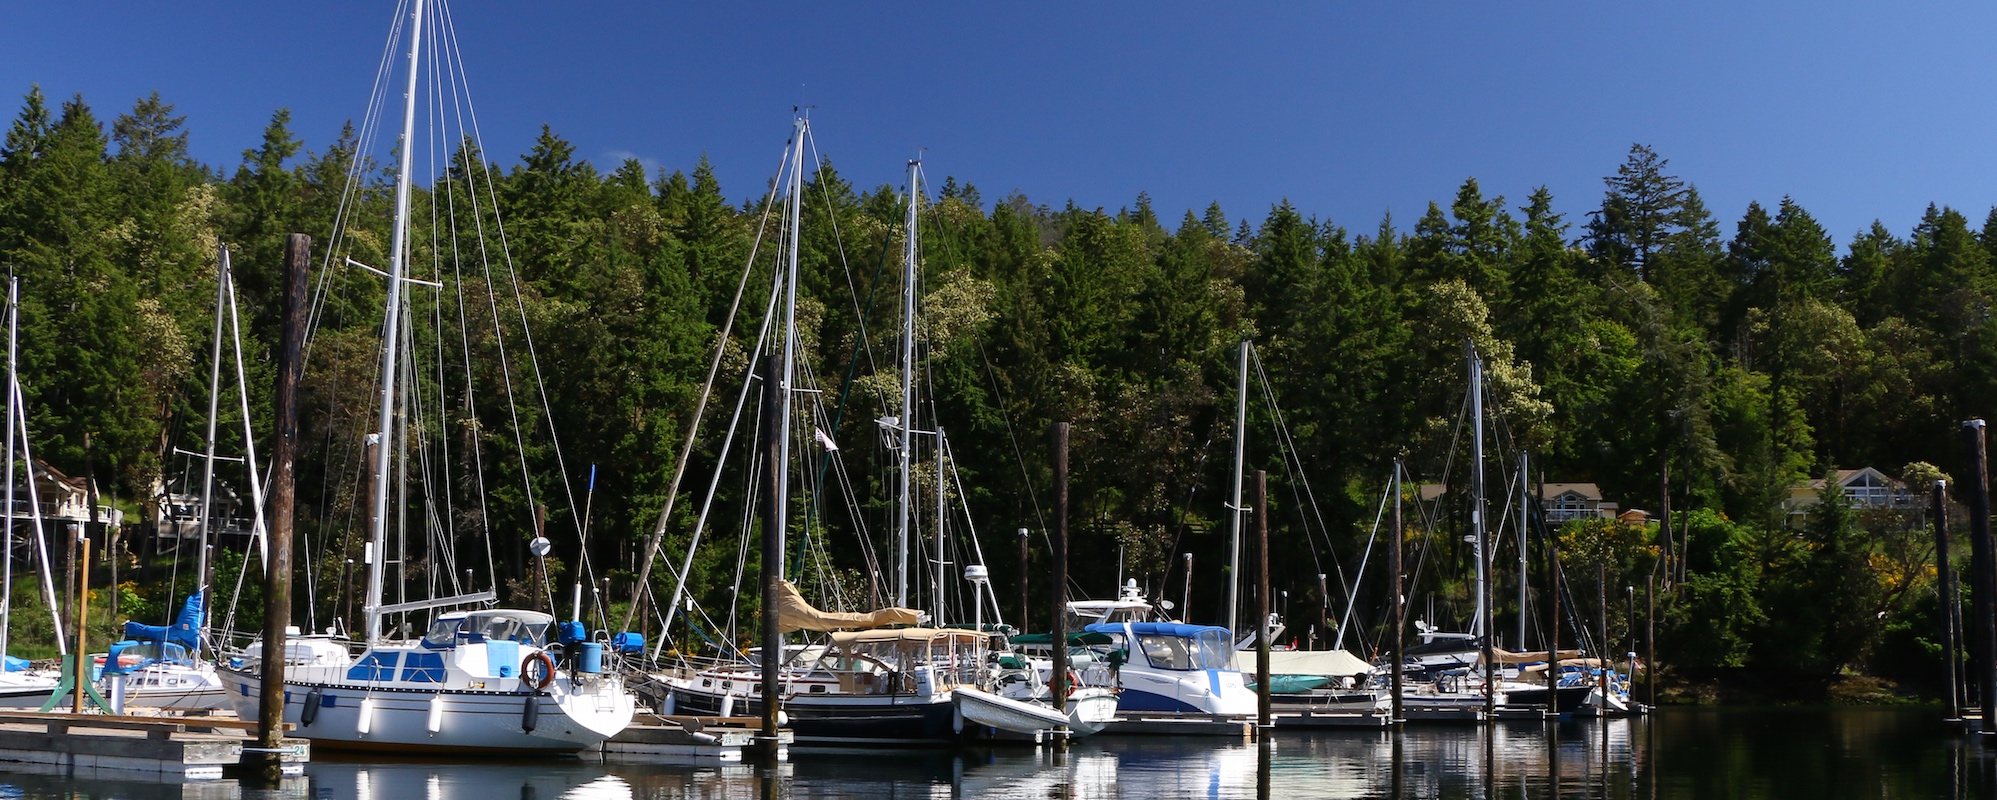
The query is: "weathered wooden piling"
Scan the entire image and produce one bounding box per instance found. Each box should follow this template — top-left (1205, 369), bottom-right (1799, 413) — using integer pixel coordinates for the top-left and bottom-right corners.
top-left (1050, 421), bottom-right (1070, 728)
top-left (1963, 420), bottom-right (1994, 735)
top-left (252, 232), bottom-right (307, 777)
top-left (754, 353), bottom-right (783, 760)
top-left (1254, 470), bottom-right (1271, 733)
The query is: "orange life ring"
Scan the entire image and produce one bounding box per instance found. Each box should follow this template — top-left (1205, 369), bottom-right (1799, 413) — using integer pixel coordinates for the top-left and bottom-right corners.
top-left (521, 651), bottom-right (556, 691)
top-left (1064, 669), bottom-right (1083, 698)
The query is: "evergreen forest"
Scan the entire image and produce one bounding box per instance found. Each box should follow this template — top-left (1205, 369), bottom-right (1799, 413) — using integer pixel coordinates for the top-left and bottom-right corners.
top-left (1, 85), bottom-right (1985, 699)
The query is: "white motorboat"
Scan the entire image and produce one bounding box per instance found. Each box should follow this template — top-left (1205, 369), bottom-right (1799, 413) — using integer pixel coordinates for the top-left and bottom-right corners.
top-left (1082, 621), bottom-right (1256, 716)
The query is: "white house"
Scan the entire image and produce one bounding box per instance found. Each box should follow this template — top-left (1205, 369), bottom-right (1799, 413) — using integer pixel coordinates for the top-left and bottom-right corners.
top-left (1784, 467), bottom-right (1908, 518)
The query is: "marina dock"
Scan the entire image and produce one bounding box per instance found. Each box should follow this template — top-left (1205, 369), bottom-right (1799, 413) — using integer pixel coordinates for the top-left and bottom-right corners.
top-left (0, 712), bottom-right (307, 781)
top-left (599, 715), bottom-right (789, 763)
top-left (1098, 712), bottom-right (1252, 738)
top-left (1271, 710), bottom-right (1395, 729)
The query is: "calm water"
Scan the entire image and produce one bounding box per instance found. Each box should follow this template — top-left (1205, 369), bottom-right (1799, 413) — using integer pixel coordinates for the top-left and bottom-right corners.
top-left (0, 707), bottom-right (1987, 799)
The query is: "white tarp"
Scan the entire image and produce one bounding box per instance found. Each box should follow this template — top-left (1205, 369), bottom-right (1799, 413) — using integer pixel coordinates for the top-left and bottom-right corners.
top-left (1267, 649), bottom-right (1374, 677)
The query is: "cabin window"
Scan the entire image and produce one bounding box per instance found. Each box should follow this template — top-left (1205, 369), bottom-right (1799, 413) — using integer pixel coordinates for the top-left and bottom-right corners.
top-left (422, 618), bottom-right (462, 648)
top-left (1137, 635), bottom-right (1194, 670)
top-left (401, 652), bottom-right (446, 683)
top-left (345, 652), bottom-right (401, 682)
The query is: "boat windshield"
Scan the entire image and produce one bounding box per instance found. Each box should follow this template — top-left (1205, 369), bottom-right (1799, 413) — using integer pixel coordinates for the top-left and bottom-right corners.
top-left (423, 611), bottom-right (552, 647)
top-left (469, 612), bottom-right (550, 645)
top-left (1136, 630), bottom-right (1237, 671)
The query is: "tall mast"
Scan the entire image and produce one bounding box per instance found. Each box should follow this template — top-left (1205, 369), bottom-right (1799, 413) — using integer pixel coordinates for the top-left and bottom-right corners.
top-left (897, 159), bottom-right (918, 609)
top-left (197, 246), bottom-right (228, 626)
top-left (934, 427), bottom-right (946, 624)
top-left (1226, 339), bottom-right (1249, 633)
top-left (1517, 451), bottom-right (1530, 649)
top-left (774, 116), bottom-right (804, 582)
top-left (1468, 342), bottom-right (1487, 639)
top-left (1469, 341), bottom-right (1495, 712)
top-left (0, 279), bottom-right (15, 660)
top-left (366, 0), bottom-right (425, 645)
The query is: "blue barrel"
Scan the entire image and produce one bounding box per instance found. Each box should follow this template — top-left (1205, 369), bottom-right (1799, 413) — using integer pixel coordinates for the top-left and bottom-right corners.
top-left (577, 642), bottom-right (603, 674)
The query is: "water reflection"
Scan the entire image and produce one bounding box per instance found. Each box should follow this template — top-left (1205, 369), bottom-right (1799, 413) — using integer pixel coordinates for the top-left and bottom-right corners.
top-left (0, 709), bottom-right (1987, 799)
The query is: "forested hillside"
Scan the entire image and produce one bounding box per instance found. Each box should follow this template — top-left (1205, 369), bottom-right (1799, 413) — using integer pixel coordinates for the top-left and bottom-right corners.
top-left (0, 85), bottom-right (1981, 690)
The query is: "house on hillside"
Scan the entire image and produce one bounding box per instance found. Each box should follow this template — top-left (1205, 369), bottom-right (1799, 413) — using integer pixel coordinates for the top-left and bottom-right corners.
top-left (1418, 481), bottom-right (1621, 524)
top-left (6, 460), bottom-right (123, 529)
top-left (1541, 483), bottom-right (1620, 524)
top-left (1784, 467), bottom-right (1909, 519)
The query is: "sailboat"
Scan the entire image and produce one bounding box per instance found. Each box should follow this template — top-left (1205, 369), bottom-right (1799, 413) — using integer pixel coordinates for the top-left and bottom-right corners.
top-left (103, 245), bottom-right (266, 714)
top-left (1387, 343), bottom-right (1603, 714)
top-left (216, 0), bottom-right (633, 753)
top-left (0, 279), bottom-right (61, 708)
top-left (656, 141), bottom-right (1082, 744)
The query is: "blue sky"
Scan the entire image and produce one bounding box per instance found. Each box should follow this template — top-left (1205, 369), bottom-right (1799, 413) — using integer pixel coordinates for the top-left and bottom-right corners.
top-left (3, 2), bottom-right (1993, 249)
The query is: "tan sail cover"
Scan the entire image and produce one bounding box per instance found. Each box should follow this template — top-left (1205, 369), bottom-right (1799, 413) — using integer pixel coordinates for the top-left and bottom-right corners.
top-left (1519, 657), bottom-right (1615, 672)
top-left (773, 579), bottom-right (922, 633)
top-left (1487, 648), bottom-right (1584, 665)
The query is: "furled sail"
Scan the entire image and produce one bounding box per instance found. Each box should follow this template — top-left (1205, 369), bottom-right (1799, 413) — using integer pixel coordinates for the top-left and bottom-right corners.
top-left (773, 579), bottom-right (922, 633)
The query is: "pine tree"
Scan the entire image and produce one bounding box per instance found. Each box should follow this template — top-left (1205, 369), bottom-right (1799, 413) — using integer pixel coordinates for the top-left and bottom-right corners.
top-left (1585, 144), bottom-right (1688, 281)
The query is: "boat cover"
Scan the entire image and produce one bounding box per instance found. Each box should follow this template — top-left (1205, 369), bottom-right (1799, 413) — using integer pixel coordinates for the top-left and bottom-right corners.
top-left (774, 580), bottom-right (922, 633)
top-left (1267, 648), bottom-right (1374, 677)
top-left (122, 589), bottom-right (203, 651)
top-left (1084, 621), bottom-right (1230, 638)
top-left (1489, 648), bottom-right (1584, 664)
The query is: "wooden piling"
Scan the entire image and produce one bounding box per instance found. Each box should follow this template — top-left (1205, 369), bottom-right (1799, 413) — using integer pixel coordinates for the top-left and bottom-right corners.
top-left (754, 354), bottom-right (783, 759)
top-left (1962, 420), bottom-right (1994, 735)
top-left (1254, 471), bottom-right (1271, 731)
top-left (254, 233), bottom-right (308, 774)
top-left (1050, 422), bottom-right (1070, 723)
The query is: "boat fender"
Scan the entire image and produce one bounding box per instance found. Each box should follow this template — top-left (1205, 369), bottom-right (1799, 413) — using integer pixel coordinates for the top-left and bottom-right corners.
top-left (301, 687), bottom-right (323, 727)
top-left (521, 651), bottom-right (556, 692)
top-left (521, 694), bottom-right (539, 733)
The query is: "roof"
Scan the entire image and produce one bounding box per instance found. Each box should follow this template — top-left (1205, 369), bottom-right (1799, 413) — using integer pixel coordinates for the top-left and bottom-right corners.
top-left (828, 627), bottom-right (989, 646)
top-left (1539, 483), bottom-right (1603, 500)
top-left (1805, 467), bottom-right (1903, 490)
top-left (1085, 622), bottom-right (1230, 639)
top-left (1423, 481), bottom-right (1606, 502)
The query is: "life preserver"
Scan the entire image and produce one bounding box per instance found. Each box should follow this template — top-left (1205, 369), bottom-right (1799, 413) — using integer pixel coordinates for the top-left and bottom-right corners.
top-left (521, 651), bottom-right (556, 692)
top-left (1064, 669), bottom-right (1083, 698)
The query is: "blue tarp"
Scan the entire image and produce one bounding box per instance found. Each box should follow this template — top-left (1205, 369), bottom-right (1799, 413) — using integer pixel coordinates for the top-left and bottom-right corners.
top-left (122, 589), bottom-right (204, 652)
top-left (1, 655), bottom-right (25, 672)
top-left (1083, 621), bottom-right (1231, 639)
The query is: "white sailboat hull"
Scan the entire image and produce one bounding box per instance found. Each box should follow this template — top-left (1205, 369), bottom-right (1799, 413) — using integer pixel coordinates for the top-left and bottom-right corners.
top-left (217, 667), bottom-right (632, 754)
top-left (0, 671), bottom-right (59, 708)
top-left (111, 661), bottom-right (230, 711)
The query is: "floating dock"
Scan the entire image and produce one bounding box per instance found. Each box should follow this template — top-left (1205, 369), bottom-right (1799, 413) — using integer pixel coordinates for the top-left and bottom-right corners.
top-left (1401, 707), bottom-right (1486, 724)
top-left (1272, 710), bottom-right (1395, 729)
top-left (0, 712), bottom-right (307, 781)
top-left (599, 715), bottom-right (789, 763)
top-left (1098, 712), bottom-right (1252, 738)
top-left (1492, 706), bottom-right (1548, 722)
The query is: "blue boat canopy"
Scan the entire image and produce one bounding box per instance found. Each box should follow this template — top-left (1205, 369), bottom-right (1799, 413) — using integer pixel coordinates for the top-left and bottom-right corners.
top-left (1085, 621), bottom-right (1229, 639)
top-left (122, 589), bottom-right (204, 652)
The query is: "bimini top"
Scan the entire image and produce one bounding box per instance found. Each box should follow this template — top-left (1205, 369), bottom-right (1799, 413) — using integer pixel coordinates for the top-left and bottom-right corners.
top-left (1086, 622), bottom-right (1230, 639)
top-left (828, 627), bottom-right (990, 646)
